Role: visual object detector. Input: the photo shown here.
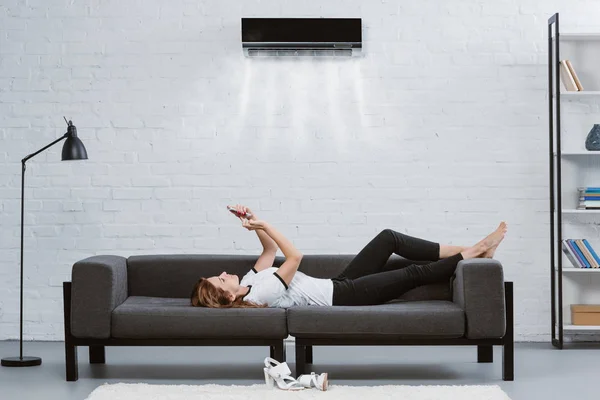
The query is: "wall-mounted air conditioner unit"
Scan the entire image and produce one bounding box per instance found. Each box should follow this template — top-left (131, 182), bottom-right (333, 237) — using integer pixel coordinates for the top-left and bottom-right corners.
top-left (241, 18), bottom-right (362, 57)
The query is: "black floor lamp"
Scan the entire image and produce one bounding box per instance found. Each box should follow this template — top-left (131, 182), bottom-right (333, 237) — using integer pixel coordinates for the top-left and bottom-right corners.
top-left (1, 118), bottom-right (88, 367)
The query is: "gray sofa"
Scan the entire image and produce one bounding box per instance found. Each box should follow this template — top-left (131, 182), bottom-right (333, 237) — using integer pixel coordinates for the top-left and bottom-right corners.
top-left (63, 253), bottom-right (513, 382)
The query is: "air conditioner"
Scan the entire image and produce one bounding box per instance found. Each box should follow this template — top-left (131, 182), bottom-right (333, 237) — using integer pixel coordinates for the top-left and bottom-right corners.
top-left (241, 18), bottom-right (362, 57)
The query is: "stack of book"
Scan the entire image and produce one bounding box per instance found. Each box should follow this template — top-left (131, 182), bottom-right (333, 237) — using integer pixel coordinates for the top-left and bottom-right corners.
top-left (577, 187), bottom-right (600, 209)
top-left (559, 59), bottom-right (584, 91)
top-left (562, 239), bottom-right (600, 268)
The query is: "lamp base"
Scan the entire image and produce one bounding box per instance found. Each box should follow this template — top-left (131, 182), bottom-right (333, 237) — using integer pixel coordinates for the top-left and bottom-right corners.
top-left (1, 356), bottom-right (42, 367)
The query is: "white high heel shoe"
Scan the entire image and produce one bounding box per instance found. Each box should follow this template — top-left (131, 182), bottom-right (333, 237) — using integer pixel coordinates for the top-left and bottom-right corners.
top-left (297, 372), bottom-right (328, 391)
top-left (263, 357), bottom-right (305, 391)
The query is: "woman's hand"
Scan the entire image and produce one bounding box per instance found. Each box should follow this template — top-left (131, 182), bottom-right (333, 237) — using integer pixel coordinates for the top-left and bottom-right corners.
top-left (233, 204), bottom-right (256, 221)
top-left (242, 218), bottom-right (268, 231)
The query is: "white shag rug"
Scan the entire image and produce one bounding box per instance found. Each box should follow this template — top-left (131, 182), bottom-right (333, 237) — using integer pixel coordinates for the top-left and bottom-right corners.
top-left (85, 383), bottom-right (512, 400)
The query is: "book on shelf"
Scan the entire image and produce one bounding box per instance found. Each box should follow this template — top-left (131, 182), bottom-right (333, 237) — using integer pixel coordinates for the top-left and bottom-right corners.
top-left (560, 60), bottom-right (579, 91)
top-left (583, 239), bottom-right (600, 266)
top-left (563, 240), bottom-right (582, 268)
top-left (570, 239), bottom-right (590, 268)
top-left (577, 188), bottom-right (600, 209)
top-left (562, 239), bottom-right (600, 268)
top-left (577, 239), bottom-right (598, 268)
top-left (565, 60), bottom-right (584, 91)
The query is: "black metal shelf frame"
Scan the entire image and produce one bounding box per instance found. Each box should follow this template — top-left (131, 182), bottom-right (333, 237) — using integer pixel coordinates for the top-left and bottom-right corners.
top-left (548, 12), bottom-right (564, 349)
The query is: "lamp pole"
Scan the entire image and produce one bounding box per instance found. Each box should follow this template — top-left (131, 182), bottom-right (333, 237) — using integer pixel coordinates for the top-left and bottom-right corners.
top-left (19, 159), bottom-right (25, 362)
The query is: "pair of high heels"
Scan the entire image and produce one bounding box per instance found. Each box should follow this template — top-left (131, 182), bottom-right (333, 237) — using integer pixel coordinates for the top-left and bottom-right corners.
top-left (263, 357), bottom-right (328, 391)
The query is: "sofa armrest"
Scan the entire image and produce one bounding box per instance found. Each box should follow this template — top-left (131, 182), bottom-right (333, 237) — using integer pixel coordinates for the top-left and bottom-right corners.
top-left (71, 255), bottom-right (128, 339)
top-left (452, 259), bottom-right (506, 339)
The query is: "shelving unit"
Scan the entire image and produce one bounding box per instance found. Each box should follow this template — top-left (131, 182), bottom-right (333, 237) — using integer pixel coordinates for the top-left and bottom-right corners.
top-left (562, 209), bottom-right (600, 214)
top-left (549, 13), bottom-right (600, 349)
top-left (555, 152), bottom-right (600, 156)
top-left (564, 325), bottom-right (600, 331)
top-left (556, 268), bottom-right (600, 273)
top-left (559, 33), bottom-right (600, 41)
top-left (561, 91), bottom-right (600, 97)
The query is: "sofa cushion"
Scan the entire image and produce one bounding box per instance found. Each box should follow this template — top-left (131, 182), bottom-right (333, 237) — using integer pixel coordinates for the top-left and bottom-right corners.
top-left (127, 255), bottom-right (263, 298)
top-left (126, 254), bottom-right (452, 301)
top-left (287, 300), bottom-right (465, 338)
top-left (111, 297), bottom-right (288, 339)
top-left (126, 254), bottom-right (358, 299)
top-left (293, 254), bottom-right (355, 278)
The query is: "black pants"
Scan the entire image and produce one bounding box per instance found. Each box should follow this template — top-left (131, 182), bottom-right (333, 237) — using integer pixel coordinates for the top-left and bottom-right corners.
top-left (331, 229), bottom-right (464, 306)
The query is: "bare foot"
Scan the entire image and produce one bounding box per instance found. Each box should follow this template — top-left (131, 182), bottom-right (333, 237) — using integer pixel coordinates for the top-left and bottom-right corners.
top-left (481, 222), bottom-right (506, 247)
top-left (482, 243), bottom-right (499, 259)
top-left (483, 237), bottom-right (505, 258)
top-left (469, 222), bottom-right (507, 259)
top-left (460, 222), bottom-right (508, 260)
top-left (482, 222), bottom-right (507, 258)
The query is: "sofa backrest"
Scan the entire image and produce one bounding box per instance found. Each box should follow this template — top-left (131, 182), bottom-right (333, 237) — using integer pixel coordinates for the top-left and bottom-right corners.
top-left (126, 254), bottom-right (451, 301)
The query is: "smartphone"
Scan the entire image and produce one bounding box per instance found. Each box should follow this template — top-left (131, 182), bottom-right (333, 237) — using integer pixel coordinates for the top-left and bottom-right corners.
top-left (227, 205), bottom-right (252, 218)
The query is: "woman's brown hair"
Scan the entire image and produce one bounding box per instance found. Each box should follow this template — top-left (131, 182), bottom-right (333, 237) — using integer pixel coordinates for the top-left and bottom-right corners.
top-left (190, 278), bottom-right (267, 308)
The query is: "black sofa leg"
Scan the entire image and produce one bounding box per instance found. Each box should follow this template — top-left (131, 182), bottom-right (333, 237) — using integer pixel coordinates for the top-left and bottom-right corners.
top-left (65, 343), bottom-right (78, 382)
top-left (305, 345), bottom-right (313, 364)
top-left (477, 345), bottom-right (493, 363)
top-left (89, 346), bottom-right (105, 364)
top-left (503, 341), bottom-right (514, 381)
top-left (271, 341), bottom-right (286, 362)
top-left (295, 342), bottom-right (307, 376)
top-left (63, 282), bottom-right (78, 382)
top-left (503, 281), bottom-right (514, 381)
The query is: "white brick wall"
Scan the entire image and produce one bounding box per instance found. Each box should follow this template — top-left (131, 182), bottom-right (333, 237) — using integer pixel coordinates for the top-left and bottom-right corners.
top-left (1, 0), bottom-right (599, 341)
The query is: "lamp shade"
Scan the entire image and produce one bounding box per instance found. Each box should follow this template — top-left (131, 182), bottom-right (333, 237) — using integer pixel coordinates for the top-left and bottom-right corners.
top-left (61, 136), bottom-right (88, 161)
top-left (61, 122), bottom-right (88, 161)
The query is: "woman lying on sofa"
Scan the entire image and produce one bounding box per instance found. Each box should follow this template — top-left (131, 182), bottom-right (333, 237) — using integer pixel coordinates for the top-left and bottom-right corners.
top-left (190, 204), bottom-right (507, 309)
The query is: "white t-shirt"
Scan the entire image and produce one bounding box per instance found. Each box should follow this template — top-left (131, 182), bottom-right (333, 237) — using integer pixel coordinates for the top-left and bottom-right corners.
top-left (240, 267), bottom-right (333, 308)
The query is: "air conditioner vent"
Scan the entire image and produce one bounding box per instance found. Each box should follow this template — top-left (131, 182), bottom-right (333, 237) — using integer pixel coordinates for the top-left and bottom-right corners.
top-left (247, 48), bottom-right (354, 57)
top-left (242, 18), bottom-right (362, 58)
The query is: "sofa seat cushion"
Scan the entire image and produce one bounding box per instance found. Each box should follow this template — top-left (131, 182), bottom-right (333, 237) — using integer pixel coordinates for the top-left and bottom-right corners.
top-left (287, 300), bottom-right (465, 338)
top-left (111, 297), bottom-right (288, 339)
